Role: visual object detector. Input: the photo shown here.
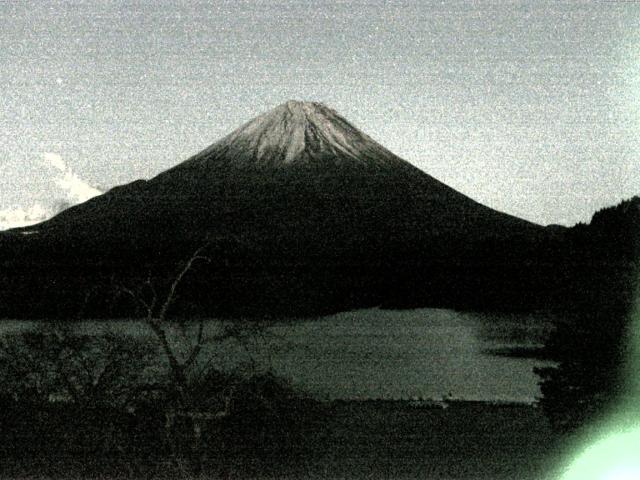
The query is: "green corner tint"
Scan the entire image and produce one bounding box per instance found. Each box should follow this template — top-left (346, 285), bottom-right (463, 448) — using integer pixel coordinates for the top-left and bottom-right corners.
top-left (556, 294), bottom-right (640, 480)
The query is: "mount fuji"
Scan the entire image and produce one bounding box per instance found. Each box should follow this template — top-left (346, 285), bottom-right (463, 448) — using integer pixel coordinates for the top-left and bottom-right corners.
top-left (2, 101), bottom-right (547, 318)
top-left (29, 100), bottom-right (536, 237)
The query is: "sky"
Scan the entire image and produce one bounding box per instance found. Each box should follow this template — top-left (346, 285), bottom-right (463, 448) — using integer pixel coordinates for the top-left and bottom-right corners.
top-left (1, 0), bottom-right (639, 229)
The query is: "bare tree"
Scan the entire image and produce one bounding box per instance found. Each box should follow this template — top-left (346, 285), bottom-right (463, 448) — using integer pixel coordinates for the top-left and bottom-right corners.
top-left (0, 242), bottom-right (305, 478)
top-left (0, 324), bottom-right (155, 407)
top-left (114, 243), bottom-right (248, 474)
top-left (116, 244), bottom-right (211, 399)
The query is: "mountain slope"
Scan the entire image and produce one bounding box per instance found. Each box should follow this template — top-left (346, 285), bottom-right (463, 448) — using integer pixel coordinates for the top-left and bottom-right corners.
top-left (32, 100), bottom-right (536, 240)
top-left (2, 100), bottom-right (546, 318)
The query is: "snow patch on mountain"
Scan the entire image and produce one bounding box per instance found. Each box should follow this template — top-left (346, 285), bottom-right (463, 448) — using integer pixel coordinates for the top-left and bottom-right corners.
top-left (182, 100), bottom-right (413, 170)
top-left (0, 203), bottom-right (50, 230)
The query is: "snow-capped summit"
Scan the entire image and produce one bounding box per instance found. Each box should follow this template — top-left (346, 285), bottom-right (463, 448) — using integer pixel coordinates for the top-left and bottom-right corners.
top-left (176, 100), bottom-right (412, 171)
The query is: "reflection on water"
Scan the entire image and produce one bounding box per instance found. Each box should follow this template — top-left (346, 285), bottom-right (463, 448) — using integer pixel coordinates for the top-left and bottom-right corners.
top-left (0, 308), bottom-right (555, 402)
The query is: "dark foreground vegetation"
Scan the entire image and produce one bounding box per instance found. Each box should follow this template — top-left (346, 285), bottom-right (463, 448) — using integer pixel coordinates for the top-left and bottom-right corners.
top-left (0, 320), bottom-right (572, 480)
top-left (0, 398), bottom-right (559, 480)
top-left (0, 318), bottom-right (559, 479)
top-left (535, 198), bottom-right (639, 433)
top-left (0, 387), bottom-right (322, 479)
top-left (0, 325), bottom-right (320, 479)
top-left (0, 322), bottom-right (560, 479)
top-left (0, 197), bottom-right (636, 478)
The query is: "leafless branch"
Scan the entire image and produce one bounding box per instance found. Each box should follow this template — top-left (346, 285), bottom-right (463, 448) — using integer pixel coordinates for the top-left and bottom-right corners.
top-left (118, 284), bottom-right (154, 318)
top-left (157, 245), bottom-right (211, 323)
top-left (184, 319), bottom-right (205, 369)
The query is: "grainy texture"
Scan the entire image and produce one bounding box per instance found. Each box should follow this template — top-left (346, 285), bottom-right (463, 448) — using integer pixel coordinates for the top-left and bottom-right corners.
top-left (1, 1), bottom-right (638, 227)
top-left (0, 2), bottom-right (638, 478)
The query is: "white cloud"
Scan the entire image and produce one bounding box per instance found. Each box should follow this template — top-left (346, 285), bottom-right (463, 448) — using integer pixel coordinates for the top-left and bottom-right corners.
top-left (44, 152), bottom-right (66, 172)
top-left (43, 152), bottom-right (103, 203)
top-left (57, 170), bottom-right (103, 203)
top-left (0, 154), bottom-right (104, 230)
top-left (0, 203), bottom-right (51, 230)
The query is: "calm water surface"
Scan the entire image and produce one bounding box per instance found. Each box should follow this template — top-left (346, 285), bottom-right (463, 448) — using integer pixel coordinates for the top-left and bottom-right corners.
top-left (0, 308), bottom-right (555, 402)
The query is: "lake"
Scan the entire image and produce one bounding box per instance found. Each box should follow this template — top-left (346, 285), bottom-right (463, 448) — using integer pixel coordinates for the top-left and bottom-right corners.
top-left (0, 308), bottom-right (556, 403)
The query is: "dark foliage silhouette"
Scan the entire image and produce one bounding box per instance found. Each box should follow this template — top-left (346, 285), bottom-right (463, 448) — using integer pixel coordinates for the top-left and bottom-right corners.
top-left (0, 324), bottom-right (321, 478)
top-left (535, 197), bottom-right (639, 433)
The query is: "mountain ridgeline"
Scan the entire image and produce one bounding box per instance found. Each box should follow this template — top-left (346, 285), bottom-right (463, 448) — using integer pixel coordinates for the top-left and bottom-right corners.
top-left (0, 101), bottom-right (637, 319)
